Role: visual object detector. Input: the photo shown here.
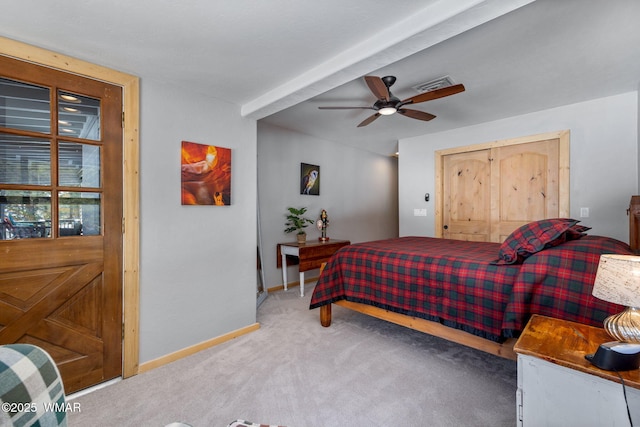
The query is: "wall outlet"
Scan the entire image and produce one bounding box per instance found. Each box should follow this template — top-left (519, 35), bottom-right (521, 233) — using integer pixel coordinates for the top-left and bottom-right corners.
top-left (413, 208), bottom-right (427, 217)
top-left (580, 207), bottom-right (589, 218)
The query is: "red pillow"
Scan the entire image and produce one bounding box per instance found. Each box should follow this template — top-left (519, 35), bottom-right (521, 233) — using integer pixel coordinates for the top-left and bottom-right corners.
top-left (565, 224), bottom-right (591, 240)
top-left (495, 218), bottom-right (581, 265)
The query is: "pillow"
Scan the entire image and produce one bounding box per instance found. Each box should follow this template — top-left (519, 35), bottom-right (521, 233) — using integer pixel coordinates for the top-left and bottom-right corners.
top-left (540, 223), bottom-right (591, 249)
top-left (495, 218), bottom-right (580, 265)
top-left (566, 224), bottom-right (591, 240)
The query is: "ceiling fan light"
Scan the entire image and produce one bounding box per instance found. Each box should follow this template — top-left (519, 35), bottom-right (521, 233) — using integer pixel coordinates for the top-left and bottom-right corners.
top-left (60, 94), bottom-right (80, 103)
top-left (379, 107), bottom-right (396, 116)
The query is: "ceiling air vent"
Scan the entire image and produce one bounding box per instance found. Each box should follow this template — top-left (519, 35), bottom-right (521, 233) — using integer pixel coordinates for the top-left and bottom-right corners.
top-left (412, 76), bottom-right (456, 93)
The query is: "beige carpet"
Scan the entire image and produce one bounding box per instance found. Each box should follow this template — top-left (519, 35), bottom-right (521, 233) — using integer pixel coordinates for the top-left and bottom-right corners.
top-left (68, 282), bottom-right (517, 426)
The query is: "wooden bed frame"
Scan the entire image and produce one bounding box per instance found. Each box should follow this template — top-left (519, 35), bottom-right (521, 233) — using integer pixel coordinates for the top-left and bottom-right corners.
top-left (317, 198), bottom-right (640, 361)
top-left (316, 259), bottom-right (519, 360)
top-left (319, 301), bottom-right (518, 360)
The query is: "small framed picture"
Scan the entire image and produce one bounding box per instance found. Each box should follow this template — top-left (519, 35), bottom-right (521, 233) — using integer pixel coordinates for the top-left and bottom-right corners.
top-left (300, 163), bottom-right (320, 195)
top-left (181, 141), bottom-right (232, 205)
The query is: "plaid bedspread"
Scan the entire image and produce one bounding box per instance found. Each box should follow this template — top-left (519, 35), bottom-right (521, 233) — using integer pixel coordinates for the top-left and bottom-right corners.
top-left (503, 235), bottom-right (631, 333)
top-left (309, 236), bottom-right (631, 342)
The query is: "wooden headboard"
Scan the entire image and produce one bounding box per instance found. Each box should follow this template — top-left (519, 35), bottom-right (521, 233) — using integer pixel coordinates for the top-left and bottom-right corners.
top-left (630, 195), bottom-right (640, 254)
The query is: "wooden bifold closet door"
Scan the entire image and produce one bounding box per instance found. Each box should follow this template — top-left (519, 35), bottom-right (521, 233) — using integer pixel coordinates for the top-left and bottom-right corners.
top-left (436, 131), bottom-right (570, 243)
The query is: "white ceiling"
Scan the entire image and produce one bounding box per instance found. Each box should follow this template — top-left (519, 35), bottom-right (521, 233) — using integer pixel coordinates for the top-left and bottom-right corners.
top-left (1, 0), bottom-right (639, 156)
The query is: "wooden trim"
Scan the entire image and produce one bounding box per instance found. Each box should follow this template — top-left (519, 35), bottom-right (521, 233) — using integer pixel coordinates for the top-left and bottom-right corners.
top-left (328, 300), bottom-right (517, 360)
top-left (0, 36), bottom-right (141, 378)
top-left (435, 130), bottom-right (569, 156)
top-left (267, 274), bottom-right (320, 293)
top-left (557, 130), bottom-right (571, 217)
top-left (138, 323), bottom-right (261, 373)
top-left (434, 152), bottom-right (443, 238)
top-left (121, 78), bottom-right (140, 378)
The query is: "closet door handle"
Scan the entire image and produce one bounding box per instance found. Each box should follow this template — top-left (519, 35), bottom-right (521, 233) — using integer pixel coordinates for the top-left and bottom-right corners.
top-left (443, 225), bottom-right (448, 230)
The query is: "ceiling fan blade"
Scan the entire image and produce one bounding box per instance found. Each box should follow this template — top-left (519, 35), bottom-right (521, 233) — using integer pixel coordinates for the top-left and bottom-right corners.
top-left (357, 113), bottom-right (381, 127)
top-left (400, 83), bottom-right (465, 106)
top-left (318, 106), bottom-right (375, 110)
top-left (364, 76), bottom-right (390, 101)
top-left (397, 108), bottom-right (436, 121)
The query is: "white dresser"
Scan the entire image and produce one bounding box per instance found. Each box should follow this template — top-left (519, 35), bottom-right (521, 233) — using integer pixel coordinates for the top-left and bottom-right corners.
top-left (514, 315), bottom-right (640, 427)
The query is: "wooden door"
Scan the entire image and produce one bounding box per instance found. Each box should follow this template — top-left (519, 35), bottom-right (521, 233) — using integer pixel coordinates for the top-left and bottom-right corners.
top-left (442, 149), bottom-right (492, 241)
top-left (490, 138), bottom-right (561, 241)
top-left (0, 56), bottom-right (123, 393)
top-left (437, 131), bottom-right (570, 242)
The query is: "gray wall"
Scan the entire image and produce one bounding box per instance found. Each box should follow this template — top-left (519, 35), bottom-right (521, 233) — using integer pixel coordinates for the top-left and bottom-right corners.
top-left (399, 92), bottom-right (638, 243)
top-left (139, 79), bottom-right (257, 363)
top-left (257, 122), bottom-right (399, 289)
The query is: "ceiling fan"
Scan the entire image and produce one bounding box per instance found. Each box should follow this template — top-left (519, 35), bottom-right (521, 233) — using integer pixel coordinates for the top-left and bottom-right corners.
top-left (318, 75), bottom-right (465, 127)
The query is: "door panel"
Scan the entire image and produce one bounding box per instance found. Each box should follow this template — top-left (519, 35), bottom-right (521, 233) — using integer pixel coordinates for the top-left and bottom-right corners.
top-left (0, 55), bottom-right (123, 393)
top-left (438, 132), bottom-right (568, 243)
top-left (491, 139), bottom-right (560, 241)
top-left (442, 149), bottom-right (491, 241)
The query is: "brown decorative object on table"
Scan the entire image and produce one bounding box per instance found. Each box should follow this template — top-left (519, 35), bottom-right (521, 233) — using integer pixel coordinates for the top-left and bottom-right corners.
top-left (317, 209), bottom-right (329, 241)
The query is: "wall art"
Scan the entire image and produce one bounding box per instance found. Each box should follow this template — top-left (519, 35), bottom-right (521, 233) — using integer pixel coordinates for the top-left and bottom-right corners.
top-left (300, 163), bottom-right (320, 196)
top-left (181, 141), bottom-right (231, 205)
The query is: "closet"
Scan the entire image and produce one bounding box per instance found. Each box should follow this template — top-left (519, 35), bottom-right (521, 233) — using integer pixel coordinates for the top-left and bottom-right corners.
top-left (435, 130), bottom-right (570, 242)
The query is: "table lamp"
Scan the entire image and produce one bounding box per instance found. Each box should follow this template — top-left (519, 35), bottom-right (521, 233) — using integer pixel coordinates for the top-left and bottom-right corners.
top-left (592, 254), bottom-right (640, 343)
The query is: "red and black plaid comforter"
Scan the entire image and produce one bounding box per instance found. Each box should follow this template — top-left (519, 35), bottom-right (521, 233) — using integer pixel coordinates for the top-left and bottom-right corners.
top-left (503, 235), bottom-right (631, 333)
top-left (309, 236), bottom-right (631, 342)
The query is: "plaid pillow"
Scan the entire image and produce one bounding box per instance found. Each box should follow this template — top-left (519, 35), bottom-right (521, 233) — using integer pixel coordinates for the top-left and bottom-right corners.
top-left (495, 218), bottom-right (580, 264)
top-left (566, 224), bottom-right (592, 240)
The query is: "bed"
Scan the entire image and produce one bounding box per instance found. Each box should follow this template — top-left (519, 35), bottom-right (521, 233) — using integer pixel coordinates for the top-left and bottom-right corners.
top-left (309, 219), bottom-right (633, 360)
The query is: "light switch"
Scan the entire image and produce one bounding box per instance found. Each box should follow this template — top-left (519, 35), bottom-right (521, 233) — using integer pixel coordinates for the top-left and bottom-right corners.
top-left (413, 208), bottom-right (427, 217)
top-left (580, 207), bottom-right (589, 218)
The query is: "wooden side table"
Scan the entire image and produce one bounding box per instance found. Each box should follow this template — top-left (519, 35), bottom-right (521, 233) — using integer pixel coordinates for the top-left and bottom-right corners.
top-left (276, 239), bottom-right (350, 296)
top-left (514, 314), bottom-right (640, 426)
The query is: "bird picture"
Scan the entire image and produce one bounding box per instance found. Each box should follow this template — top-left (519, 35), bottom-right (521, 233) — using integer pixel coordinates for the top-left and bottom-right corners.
top-left (300, 163), bottom-right (320, 195)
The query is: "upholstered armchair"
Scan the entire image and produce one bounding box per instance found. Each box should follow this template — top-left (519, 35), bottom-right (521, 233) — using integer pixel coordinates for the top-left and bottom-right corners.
top-left (0, 344), bottom-right (67, 426)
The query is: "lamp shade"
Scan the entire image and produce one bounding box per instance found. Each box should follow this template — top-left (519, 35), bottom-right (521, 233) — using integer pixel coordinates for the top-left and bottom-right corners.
top-left (592, 254), bottom-right (640, 307)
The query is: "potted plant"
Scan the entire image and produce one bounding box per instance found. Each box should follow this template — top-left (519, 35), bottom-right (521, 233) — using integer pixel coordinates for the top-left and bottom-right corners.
top-left (284, 207), bottom-right (314, 243)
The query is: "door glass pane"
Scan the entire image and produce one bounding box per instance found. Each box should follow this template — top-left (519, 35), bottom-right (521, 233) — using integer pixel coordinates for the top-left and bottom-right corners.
top-left (0, 189), bottom-right (51, 240)
top-left (0, 77), bottom-right (51, 134)
top-left (0, 133), bottom-right (51, 185)
top-left (58, 91), bottom-right (100, 141)
top-left (59, 142), bottom-right (101, 187)
top-left (59, 191), bottom-right (101, 236)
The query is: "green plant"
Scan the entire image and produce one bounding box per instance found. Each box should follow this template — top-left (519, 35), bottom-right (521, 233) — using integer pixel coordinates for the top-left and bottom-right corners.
top-left (284, 207), bottom-right (314, 235)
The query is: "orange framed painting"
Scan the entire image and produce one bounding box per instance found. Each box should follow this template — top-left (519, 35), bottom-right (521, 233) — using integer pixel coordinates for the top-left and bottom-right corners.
top-left (181, 141), bottom-right (232, 205)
